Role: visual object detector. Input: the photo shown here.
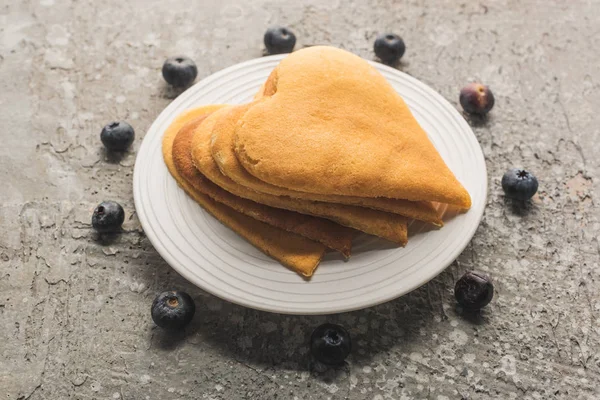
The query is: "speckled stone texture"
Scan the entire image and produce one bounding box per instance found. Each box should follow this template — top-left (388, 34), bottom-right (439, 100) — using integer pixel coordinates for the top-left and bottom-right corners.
top-left (1, 0), bottom-right (599, 399)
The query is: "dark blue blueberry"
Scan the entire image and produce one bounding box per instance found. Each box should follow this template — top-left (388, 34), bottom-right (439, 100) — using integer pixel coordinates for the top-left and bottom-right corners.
top-left (455, 271), bottom-right (494, 310)
top-left (460, 83), bottom-right (495, 115)
top-left (264, 26), bottom-right (296, 55)
top-left (374, 33), bottom-right (406, 64)
top-left (100, 121), bottom-right (135, 151)
top-left (310, 323), bottom-right (351, 365)
top-left (92, 201), bottom-right (125, 233)
top-left (151, 291), bottom-right (196, 330)
top-left (501, 168), bottom-right (539, 201)
top-left (162, 56), bottom-right (198, 87)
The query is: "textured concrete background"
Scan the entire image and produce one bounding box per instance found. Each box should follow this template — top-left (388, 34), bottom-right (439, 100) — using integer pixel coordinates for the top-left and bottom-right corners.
top-left (1, 0), bottom-right (599, 399)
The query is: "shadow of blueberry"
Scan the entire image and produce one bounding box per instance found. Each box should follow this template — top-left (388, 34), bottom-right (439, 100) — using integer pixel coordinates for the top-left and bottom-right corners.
top-left (93, 230), bottom-right (121, 245)
top-left (503, 196), bottom-right (534, 216)
top-left (102, 148), bottom-right (129, 164)
top-left (309, 360), bottom-right (350, 383)
top-left (377, 58), bottom-right (408, 72)
top-left (160, 83), bottom-right (188, 100)
top-left (455, 306), bottom-right (490, 326)
top-left (151, 327), bottom-right (183, 350)
top-left (150, 325), bottom-right (198, 351)
top-left (462, 111), bottom-right (491, 127)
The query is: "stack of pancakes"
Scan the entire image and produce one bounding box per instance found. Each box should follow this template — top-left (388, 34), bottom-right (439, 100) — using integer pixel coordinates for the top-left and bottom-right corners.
top-left (162, 46), bottom-right (471, 278)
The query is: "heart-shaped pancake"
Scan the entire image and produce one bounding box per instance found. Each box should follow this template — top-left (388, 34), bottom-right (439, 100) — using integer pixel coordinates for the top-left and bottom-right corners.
top-left (233, 46), bottom-right (471, 209)
top-left (211, 104), bottom-right (442, 225)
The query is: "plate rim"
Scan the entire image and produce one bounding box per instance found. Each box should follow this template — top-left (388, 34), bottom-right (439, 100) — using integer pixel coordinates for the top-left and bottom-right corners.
top-left (133, 54), bottom-right (488, 315)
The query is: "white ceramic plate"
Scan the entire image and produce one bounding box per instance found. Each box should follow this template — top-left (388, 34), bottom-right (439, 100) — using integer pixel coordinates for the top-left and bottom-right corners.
top-left (133, 55), bottom-right (487, 315)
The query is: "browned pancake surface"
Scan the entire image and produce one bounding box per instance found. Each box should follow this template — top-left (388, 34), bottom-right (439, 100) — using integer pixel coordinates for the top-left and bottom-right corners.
top-left (234, 46), bottom-right (471, 208)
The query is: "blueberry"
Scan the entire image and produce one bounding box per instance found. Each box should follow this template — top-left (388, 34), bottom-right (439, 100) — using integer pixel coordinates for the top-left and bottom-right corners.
top-left (454, 271), bottom-right (494, 310)
top-left (501, 168), bottom-right (539, 201)
top-left (151, 290), bottom-right (196, 330)
top-left (162, 56), bottom-right (198, 87)
top-left (459, 83), bottom-right (495, 115)
top-left (310, 323), bottom-right (351, 365)
top-left (100, 121), bottom-right (135, 151)
top-left (92, 201), bottom-right (125, 233)
top-left (264, 26), bottom-right (296, 55)
top-left (374, 33), bottom-right (406, 64)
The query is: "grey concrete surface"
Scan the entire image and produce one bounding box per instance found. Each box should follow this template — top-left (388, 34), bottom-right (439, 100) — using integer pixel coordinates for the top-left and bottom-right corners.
top-left (1, 0), bottom-right (599, 399)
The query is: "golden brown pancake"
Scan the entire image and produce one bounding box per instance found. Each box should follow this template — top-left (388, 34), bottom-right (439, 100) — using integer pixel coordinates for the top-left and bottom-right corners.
top-left (210, 103), bottom-right (443, 225)
top-left (191, 107), bottom-right (408, 245)
top-left (234, 46), bottom-right (472, 209)
top-left (162, 106), bottom-right (325, 277)
top-left (172, 113), bottom-right (355, 257)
